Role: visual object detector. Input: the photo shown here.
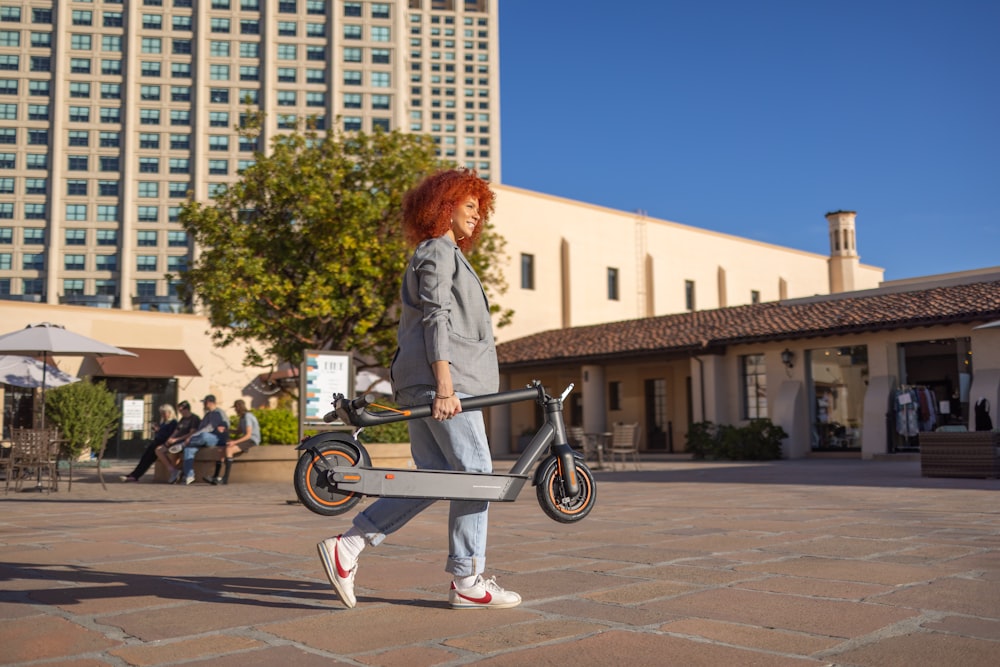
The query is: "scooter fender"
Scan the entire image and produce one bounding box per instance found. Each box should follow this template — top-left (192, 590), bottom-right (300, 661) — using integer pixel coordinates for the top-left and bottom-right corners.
top-left (296, 431), bottom-right (372, 468)
top-left (532, 449), bottom-right (585, 488)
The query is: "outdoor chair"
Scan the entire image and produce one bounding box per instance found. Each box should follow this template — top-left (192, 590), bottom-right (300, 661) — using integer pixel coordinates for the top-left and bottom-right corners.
top-left (608, 422), bottom-right (641, 471)
top-left (6, 428), bottom-right (61, 493)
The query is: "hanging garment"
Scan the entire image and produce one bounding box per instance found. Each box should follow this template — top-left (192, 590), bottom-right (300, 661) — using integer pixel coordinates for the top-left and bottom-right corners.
top-left (974, 398), bottom-right (993, 431)
top-left (895, 389), bottom-right (920, 437)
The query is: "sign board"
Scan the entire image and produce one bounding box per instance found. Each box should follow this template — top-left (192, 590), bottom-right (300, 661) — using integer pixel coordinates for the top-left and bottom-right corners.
top-left (300, 350), bottom-right (353, 434)
top-left (121, 399), bottom-right (146, 432)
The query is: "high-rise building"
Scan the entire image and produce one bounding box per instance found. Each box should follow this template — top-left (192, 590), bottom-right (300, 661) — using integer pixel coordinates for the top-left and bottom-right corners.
top-left (0, 0), bottom-right (500, 310)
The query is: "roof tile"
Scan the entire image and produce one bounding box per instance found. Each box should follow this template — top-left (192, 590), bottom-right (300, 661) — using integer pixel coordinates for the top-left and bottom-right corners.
top-left (497, 280), bottom-right (1000, 367)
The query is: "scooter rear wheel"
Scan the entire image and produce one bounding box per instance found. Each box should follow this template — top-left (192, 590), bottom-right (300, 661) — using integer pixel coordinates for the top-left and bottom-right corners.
top-left (536, 458), bottom-right (596, 523)
top-left (294, 442), bottom-right (363, 517)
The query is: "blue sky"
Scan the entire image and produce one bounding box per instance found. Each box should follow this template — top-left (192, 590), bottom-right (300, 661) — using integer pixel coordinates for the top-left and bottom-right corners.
top-left (498, 1), bottom-right (999, 281)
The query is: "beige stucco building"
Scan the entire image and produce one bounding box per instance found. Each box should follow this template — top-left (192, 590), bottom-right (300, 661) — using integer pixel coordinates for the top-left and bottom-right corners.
top-left (493, 269), bottom-right (1000, 461)
top-left (490, 186), bottom-right (882, 343)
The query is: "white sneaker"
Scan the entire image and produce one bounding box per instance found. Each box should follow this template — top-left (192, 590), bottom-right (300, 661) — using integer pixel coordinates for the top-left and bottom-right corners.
top-left (183, 473), bottom-right (195, 485)
top-left (448, 575), bottom-right (521, 609)
top-left (317, 536), bottom-right (357, 609)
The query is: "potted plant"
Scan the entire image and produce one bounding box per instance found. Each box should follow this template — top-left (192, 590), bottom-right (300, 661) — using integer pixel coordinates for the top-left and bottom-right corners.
top-left (45, 378), bottom-right (121, 489)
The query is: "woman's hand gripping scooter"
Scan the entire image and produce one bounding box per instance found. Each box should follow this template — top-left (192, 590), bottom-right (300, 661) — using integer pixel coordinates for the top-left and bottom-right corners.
top-left (293, 381), bottom-right (596, 523)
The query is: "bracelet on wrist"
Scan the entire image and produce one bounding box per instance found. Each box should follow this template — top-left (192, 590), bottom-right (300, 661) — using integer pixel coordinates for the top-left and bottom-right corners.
top-left (434, 393), bottom-right (454, 400)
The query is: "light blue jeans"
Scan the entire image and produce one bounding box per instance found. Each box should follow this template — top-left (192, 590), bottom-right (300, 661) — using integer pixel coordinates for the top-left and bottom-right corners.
top-left (182, 432), bottom-right (219, 477)
top-left (351, 386), bottom-right (492, 577)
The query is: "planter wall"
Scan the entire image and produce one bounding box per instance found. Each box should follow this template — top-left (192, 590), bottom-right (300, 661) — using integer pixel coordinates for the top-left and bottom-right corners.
top-left (153, 443), bottom-right (413, 483)
top-left (919, 431), bottom-right (1000, 479)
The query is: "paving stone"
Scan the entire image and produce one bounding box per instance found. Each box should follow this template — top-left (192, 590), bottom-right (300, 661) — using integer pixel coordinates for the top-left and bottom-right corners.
top-left (471, 629), bottom-right (823, 666)
top-left (108, 634), bottom-right (266, 666)
top-left (0, 615), bottom-right (118, 663)
top-left (828, 631), bottom-right (1000, 667)
top-left (660, 617), bottom-right (841, 655)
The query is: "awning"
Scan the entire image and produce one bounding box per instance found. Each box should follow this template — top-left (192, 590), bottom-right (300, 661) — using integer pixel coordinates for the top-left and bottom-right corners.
top-left (94, 347), bottom-right (200, 378)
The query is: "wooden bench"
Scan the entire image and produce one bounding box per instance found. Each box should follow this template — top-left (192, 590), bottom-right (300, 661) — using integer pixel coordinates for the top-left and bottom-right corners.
top-left (153, 442), bottom-right (414, 483)
top-left (919, 431), bottom-right (1000, 479)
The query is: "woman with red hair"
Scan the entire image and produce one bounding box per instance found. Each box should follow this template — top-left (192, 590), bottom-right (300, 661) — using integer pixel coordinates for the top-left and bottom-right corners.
top-left (317, 169), bottom-right (520, 610)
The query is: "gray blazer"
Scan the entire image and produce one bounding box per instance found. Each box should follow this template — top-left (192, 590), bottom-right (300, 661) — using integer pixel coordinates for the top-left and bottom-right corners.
top-left (390, 235), bottom-right (499, 397)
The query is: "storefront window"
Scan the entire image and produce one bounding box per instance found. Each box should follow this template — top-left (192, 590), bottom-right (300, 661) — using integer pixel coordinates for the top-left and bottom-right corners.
top-left (808, 345), bottom-right (868, 450)
top-left (893, 337), bottom-right (972, 451)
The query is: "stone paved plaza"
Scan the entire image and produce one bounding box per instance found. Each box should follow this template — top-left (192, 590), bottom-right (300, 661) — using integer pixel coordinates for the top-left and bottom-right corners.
top-left (1, 457), bottom-right (999, 666)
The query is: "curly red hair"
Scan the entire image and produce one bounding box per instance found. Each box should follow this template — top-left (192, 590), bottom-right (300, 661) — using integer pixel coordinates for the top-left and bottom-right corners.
top-left (401, 169), bottom-right (495, 253)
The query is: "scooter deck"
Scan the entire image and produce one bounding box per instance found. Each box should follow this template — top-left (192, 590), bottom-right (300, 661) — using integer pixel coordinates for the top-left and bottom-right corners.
top-left (329, 466), bottom-right (530, 502)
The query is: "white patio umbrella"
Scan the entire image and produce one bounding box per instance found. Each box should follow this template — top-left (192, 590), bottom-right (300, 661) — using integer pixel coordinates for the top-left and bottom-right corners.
top-left (0, 355), bottom-right (79, 389)
top-left (356, 369), bottom-right (393, 396)
top-left (0, 323), bottom-right (136, 426)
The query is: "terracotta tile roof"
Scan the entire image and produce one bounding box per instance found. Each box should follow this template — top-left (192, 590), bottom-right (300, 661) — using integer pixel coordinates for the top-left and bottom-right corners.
top-left (497, 279), bottom-right (1000, 368)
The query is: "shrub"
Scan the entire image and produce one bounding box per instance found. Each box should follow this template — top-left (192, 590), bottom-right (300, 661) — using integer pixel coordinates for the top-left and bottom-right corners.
top-left (686, 419), bottom-right (786, 460)
top-left (45, 379), bottom-right (121, 459)
top-left (230, 407), bottom-right (298, 445)
top-left (358, 418), bottom-right (410, 444)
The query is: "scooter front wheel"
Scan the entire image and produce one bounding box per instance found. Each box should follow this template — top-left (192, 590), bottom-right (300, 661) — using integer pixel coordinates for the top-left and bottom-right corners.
top-left (536, 458), bottom-right (596, 523)
top-left (294, 442), bottom-right (363, 517)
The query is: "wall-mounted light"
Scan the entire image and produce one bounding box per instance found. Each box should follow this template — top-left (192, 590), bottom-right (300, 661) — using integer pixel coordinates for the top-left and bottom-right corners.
top-left (781, 348), bottom-right (795, 369)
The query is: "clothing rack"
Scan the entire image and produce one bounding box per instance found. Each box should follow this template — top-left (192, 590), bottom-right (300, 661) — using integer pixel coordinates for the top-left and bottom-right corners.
top-left (893, 385), bottom-right (938, 451)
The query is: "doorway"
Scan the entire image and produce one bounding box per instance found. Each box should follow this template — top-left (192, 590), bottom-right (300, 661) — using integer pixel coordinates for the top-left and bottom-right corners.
top-left (644, 378), bottom-right (670, 451)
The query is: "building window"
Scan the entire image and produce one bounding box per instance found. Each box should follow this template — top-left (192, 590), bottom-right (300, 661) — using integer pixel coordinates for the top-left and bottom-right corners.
top-left (137, 231), bottom-right (157, 247)
top-left (24, 203), bottom-right (46, 220)
top-left (209, 64), bottom-right (230, 80)
top-left (95, 279), bottom-right (117, 296)
top-left (751, 290), bottom-right (761, 304)
top-left (137, 206), bottom-right (158, 222)
top-left (137, 256), bottom-right (157, 272)
top-left (608, 381), bottom-right (622, 411)
top-left (607, 267), bottom-right (619, 301)
top-left (65, 229), bottom-right (87, 245)
top-left (64, 254), bottom-right (86, 271)
top-left (96, 230), bottom-right (118, 246)
top-left (22, 253), bottom-right (45, 270)
top-left (741, 354), bottom-right (767, 419)
top-left (95, 255), bottom-right (118, 271)
top-left (136, 280), bottom-right (157, 298)
top-left (97, 205), bottom-right (118, 221)
top-left (138, 182), bottom-right (159, 198)
top-left (520, 253), bottom-right (534, 290)
top-left (66, 180), bottom-right (87, 196)
top-left (685, 280), bottom-right (696, 311)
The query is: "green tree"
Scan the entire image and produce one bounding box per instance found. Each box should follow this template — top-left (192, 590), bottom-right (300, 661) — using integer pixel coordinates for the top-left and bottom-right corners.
top-left (45, 379), bottom-right (121, 459)
top-left (177, 113), bottom-right (511, 372)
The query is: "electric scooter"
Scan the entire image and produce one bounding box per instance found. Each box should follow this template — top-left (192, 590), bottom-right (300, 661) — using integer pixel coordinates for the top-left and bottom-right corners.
top-left (293, 381), bottom-right (596, 523)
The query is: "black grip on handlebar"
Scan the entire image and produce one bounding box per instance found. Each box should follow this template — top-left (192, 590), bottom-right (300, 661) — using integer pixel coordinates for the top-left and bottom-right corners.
top-left (351, 394), bottom-right (375, 410)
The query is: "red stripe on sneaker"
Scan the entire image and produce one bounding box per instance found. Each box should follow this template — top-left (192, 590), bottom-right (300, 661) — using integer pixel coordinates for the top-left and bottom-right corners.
top-left (333, 538), bottom-right (351, 579)
top-left (456, 589), bottom-right (492, 604)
